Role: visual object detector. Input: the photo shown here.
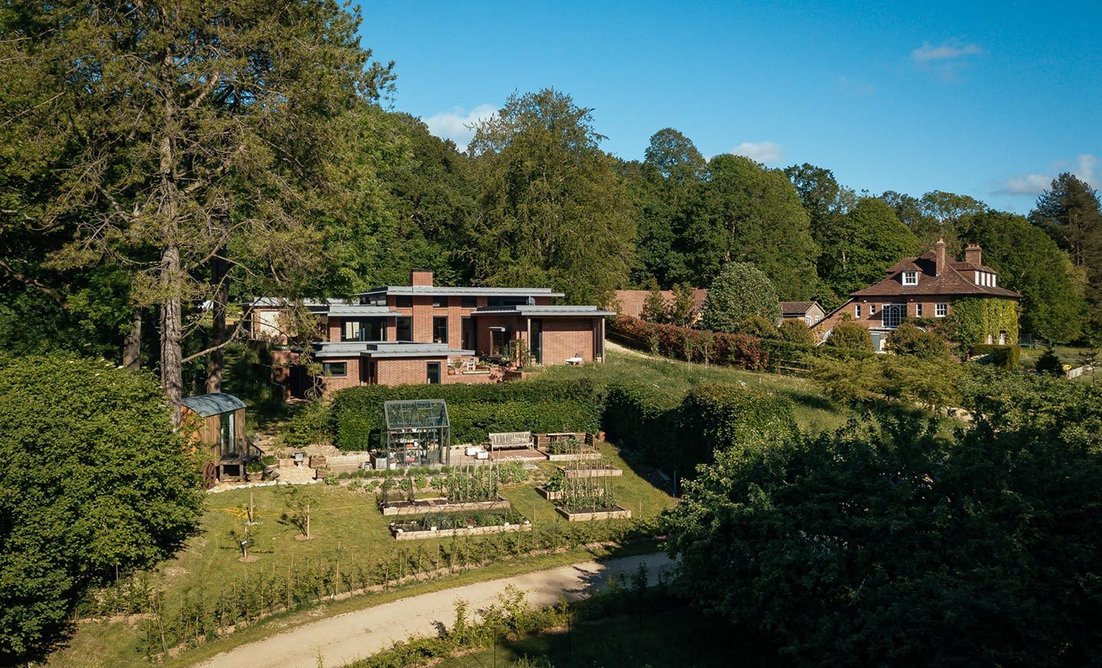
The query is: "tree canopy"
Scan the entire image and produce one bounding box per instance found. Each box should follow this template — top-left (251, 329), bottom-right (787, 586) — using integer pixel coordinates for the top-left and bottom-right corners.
top-left (467, 88), bottom-right (635, 304)
top-left (701, 262), bottom-right (781, 332)
top-left (0, 355), bottom-right (202, 663)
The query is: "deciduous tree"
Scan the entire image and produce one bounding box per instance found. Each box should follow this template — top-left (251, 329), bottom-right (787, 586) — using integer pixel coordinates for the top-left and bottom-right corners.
top-left (701, 263), bottom-right (780, 332)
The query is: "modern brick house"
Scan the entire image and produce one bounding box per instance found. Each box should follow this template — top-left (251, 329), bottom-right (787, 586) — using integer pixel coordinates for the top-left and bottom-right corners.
top-left (246, 271), bottom-right (612, 395)
top-left (814, 240), bottom-right (1020, 351)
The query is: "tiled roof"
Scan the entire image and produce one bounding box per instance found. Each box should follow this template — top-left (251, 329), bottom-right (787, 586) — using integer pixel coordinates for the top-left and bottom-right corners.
top-left (614, 289), bottom-right (708, 319)
top-left (851, 250), bottom-right (1019, 299)
top-left (780, 301), bottom-right (822, 315)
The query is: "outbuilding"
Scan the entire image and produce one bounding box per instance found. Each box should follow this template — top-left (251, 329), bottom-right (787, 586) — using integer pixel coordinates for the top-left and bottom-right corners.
top-left (180, 393), bottom-right (249, 485)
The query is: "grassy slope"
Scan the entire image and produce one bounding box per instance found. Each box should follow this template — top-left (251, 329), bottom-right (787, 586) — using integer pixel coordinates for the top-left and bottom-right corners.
top-left (48, 350), bottom-right (840, 667)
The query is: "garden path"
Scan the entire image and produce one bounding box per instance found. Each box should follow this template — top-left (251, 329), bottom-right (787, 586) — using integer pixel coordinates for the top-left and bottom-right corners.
top-left (193, 552), bottom-right (673, 668)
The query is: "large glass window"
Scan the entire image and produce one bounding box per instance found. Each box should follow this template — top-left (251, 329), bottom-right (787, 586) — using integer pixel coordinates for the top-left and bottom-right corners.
top-left (432, 295), bottom-right (448, 308)
top-left (490, 328), bottom-right (511, 356)
top-left (426, 362), bottom-right (441, 384)
top-left (460, 296), bottom-right (478, 308)
top-left (882, 304), bottom-right (904, 329)
top-left (395, 295), bottom-right (412, 308)
top-left (433, 316), bottom-right (448, 343)
top-left (488, 296), bottom-right (527, 307)
top-left (396, 317), bottom-right (412, 341)
top-left (341, 318), bottom-right (385, 341)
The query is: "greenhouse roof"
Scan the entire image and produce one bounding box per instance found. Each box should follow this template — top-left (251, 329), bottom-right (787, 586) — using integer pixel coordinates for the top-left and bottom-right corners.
top-left (384, 399), bottom-right (450, 430)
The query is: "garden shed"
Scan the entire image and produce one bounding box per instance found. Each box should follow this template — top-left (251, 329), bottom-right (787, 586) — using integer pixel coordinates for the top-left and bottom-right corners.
top-left (383, 399), bottom-right (451, 468)
top-left (180, 393), bottom-right (248, 483)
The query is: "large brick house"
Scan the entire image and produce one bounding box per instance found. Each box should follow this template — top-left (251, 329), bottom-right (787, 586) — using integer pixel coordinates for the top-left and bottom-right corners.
top-left (246, 271), bottom-right (612, 395)
top-left (814, 240), bottom-right (1020, 351)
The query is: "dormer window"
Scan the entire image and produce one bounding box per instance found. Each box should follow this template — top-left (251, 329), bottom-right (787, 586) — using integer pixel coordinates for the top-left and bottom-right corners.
top-left (902, 271), bottom-right (918, 286)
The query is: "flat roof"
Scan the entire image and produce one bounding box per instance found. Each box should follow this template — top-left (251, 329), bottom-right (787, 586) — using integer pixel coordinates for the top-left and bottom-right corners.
top-left (471, 305), bottom-right (615, 317)
top-left (327, 305), bottom-right (400, 317)
top-left (357, 286), bottom-right (565, 298)
top-left (312, 341), bottom-right (474, 359)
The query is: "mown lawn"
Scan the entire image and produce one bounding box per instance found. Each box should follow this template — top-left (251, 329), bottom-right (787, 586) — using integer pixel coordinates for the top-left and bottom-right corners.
top-left (542, 347), bottom-right (848, 434)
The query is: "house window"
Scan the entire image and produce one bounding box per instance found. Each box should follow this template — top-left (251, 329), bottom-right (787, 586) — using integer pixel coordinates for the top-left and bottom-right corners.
top-left (869, 304), bottom-right (877, 315)
top-left (854, 304), bottom-right (862, 319)
top-left (342, 318), bottom-right (385, 342)
top-left (395, 295), bottom-right (412, 308)
top-left (935, 303), bottom-right (948, 318)
top-left (396, 317), bottom-right (412, 341)
top-left (882, 304), bottom-right (904, 329)
top-left (426, 361), bottom-right (441, 385)
top-left (433, 316), bottom-right (448, 343)
top-left (460, 296), bottom-right (477, 308)
top-left (902, 271), bottom-right (918, 286)
top-left (323, 362), bottom-right (347, 377)
top-left (432, 295), bottom-right (448, 308)
top-left (914, 303), bottom-right (923, 317)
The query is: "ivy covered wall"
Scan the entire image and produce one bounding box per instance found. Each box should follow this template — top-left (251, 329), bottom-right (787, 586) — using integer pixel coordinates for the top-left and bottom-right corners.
top-left (948, 298), bottom-right (1020, 347)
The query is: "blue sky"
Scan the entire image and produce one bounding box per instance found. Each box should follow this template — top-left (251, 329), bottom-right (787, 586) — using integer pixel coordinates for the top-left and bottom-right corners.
top-left (358, 1), bottom-right (1100, 214)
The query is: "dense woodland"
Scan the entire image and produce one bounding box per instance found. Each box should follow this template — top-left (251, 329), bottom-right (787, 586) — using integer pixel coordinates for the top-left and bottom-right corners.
top-left (3, 2), bottom-right (1102, 406)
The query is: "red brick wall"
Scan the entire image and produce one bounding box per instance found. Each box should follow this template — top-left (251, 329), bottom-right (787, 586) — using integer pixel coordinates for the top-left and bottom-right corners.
top-left (816, 298), bottom-right (956, 340)
top-left (541, 318), bottom-right (598, 365)
top-left (319, 357), bottom-right (362, 396)
top-left (375, 357), bottom-right (449, 385)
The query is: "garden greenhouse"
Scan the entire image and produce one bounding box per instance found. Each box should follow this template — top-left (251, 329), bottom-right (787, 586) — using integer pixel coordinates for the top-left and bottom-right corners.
top-left (383, 399), bottom-right (451, 467)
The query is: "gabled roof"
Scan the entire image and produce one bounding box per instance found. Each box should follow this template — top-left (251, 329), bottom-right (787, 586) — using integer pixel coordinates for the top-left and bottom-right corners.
top-left (780, 301), bottom-right (824, 315)
top-left (851, 250), bottom-right (1019, 299)
top-left (181, 393), bottom-right (246, 417)
top-left (614, 289), bottom-right (707, 319)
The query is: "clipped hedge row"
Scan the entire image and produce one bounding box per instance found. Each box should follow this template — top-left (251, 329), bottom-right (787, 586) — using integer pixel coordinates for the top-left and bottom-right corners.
top-left (331, 378), bottom-right (602, 450)
top-left (608, 315), bottom-right (768, 370)
top-left (602, 381), bottom-right (796, 476)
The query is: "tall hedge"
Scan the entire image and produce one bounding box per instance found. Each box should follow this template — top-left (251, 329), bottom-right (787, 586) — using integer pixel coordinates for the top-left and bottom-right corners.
top-left (330, 378), bottom-right (603, 449)
top-left (602, 381), bottom-right (796, 477)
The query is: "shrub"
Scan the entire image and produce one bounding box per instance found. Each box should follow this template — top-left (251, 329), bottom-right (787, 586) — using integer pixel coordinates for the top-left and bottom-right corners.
top-left (701, 262), bottom-right (781, 332)
top-left (1035, 347), bottom-right (1064, 375)
top-left (608, 315), bottom-right (767, 370)
top-left (824, 320), bottom-right (874, 358)
top-left (678, 384), bottom-right (796, 469)
top-left (888, 322), bottom-right (950, 359)
top-left (777, 320), bottom-right (816, 346)
top-left (971, 344), bottom-right (1021, 369)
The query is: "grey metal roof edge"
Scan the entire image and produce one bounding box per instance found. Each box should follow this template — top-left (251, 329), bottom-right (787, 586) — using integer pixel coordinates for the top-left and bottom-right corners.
top-left (365, 347), bottom-right (474, 359)
top-left (326, 305), bottom-right (400, 317)
top-left (356, 286), bottom-right (565, 297)
top-left (180, 393), bottom-right (247, 417)
top-left (471, 306), bottom-right (615, 317)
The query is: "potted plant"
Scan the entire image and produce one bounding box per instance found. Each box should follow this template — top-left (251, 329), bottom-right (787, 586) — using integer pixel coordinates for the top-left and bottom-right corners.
top-left (245, 460), bottom-right (264, 482)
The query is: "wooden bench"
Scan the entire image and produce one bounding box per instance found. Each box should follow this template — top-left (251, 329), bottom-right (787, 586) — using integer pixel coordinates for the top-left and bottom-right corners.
top-left (488, 431), bottom-right (533, 453)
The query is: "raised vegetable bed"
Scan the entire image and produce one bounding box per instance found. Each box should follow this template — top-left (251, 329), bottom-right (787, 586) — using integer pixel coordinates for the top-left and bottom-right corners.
top-left (388, 509), bottom-right (529, 540)
top-left (536, 486), bottom-right (564, 501)
top-left (380, 496), bottom-right (511, 516)
top-left (392, 521), bottom-right (532, 540)
top-left (559, 465), bottom-right (622, 478)
top-left (555, 506), bottom-right (632, 522)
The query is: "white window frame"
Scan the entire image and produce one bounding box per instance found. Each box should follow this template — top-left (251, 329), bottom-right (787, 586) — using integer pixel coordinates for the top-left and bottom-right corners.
top-left (854, 304), bottom-right (862, 319)
top-left (902, 271), bottom-right (918, 286)
top-left (935, 303), bottom-right (948, 318)
top-left (870, 304), bottom-right (876, 315)
top-left (882, 303), bottom-right (904, 329)
top-left (914, 303), bottom-right (923, 317)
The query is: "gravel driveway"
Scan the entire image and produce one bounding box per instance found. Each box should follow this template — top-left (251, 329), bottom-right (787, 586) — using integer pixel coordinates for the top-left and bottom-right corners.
top-left (194, 552), bottom-right (673, 668)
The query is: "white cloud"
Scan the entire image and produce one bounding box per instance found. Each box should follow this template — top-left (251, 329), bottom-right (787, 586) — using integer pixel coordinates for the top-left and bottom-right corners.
top-left (999, 153), bottom-right (1098, 195)
top-left (911, 41), bottom-right (983, 62)
top-left (1076, 153), bottom-right (1098, 187)
top-left (423, 104), bottom-right (497, 151)
top-left (732, 141), bottom-right (783, 165)
top-left (1002, 173), bottom-right (1052, 195)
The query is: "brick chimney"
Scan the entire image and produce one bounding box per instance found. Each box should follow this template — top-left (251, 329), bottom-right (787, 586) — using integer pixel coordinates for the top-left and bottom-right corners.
top-left (411, 270), bottom-right (434, 287)
top-left (964, 243), bottom-right (982, 266)
top-left (934, 238), bottom-right (946, 276)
